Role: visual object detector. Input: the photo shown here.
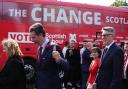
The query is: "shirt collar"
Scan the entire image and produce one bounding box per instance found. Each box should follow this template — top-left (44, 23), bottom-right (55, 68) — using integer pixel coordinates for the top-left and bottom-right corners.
top-left (40, 37), bottom-right (49, 47)
top-left (105, 41), bottom-right (114, 49)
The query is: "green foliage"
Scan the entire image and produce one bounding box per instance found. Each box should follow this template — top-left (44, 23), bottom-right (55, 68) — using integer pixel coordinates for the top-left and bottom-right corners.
top-left (111, 0), bottom-right (128, 7)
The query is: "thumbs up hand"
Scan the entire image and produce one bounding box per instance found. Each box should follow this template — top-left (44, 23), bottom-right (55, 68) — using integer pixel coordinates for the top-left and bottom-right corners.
top-left (52, 51), bottom-right (61, 63)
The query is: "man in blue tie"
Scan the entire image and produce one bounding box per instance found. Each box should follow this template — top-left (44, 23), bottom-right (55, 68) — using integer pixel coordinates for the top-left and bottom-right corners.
top-left (96, 27), bottom-right (124, 89)
top-left (29, 23), bottom-right (68, 89)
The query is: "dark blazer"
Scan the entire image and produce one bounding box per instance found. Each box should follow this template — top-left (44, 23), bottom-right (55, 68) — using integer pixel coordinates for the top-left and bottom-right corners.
top-left (81, 48), bottom-right (92, 89)
top-left (65, 48), bottom-right (81, 71)
top-left (65, 48), bottom-right (81, 83)
top-left (82, 48), bottom-right (92, 72)
top-left (96, 43), bottom-right (124, 89)
top-left (36, 42), bottom-right (68, 89)
top-left (0, 55), bottom-right (26, 89)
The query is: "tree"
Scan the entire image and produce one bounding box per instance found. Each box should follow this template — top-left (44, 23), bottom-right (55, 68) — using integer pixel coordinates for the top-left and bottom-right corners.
top-left (111, 0), bottom-right (128, 7)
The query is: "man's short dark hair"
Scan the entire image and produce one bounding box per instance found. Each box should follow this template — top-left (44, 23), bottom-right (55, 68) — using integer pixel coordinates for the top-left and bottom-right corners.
top-left (29, 23), bottom-right (46, 37)
top-left (64, 41), bottom-right (69, 46)
top-left (83, 40), bottom-right (88, 43)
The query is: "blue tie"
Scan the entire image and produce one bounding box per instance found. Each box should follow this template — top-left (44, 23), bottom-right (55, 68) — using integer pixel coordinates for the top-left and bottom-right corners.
top-left (101, 48), bottom-right (108, 62)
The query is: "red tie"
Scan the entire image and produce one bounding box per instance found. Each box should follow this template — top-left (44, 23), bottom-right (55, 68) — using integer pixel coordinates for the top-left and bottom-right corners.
top-left (38, 47), bottom-right (42, 63)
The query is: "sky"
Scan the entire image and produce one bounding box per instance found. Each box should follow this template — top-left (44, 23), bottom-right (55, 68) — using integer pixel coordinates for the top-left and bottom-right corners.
top-left (59, 0), bottom-right (116, 6)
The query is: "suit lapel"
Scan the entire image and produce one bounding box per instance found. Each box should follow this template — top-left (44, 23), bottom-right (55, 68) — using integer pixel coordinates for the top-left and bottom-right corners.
top-left (101, 43), bottom-right (115, 65)
top-left (39, 42), bottom-right (51, 65)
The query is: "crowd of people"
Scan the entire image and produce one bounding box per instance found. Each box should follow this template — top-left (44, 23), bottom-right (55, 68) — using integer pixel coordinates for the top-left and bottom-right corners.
top-left (0, 23), bottom-right (128, 89)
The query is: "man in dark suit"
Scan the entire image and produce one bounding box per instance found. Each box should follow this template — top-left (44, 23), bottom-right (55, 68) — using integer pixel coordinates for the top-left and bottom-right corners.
top-left (81, 42), bottom-right (93, 89)
top-left (96, 27), bottom-right (124, 89)
top-left (29, 23), bottom-right (68, 89)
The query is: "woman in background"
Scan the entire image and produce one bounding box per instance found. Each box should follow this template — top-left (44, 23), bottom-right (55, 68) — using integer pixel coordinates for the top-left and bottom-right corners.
top-left (87, 47), bottom-right (101, 89)
top-left (0, 38), bottom-right (26, 89)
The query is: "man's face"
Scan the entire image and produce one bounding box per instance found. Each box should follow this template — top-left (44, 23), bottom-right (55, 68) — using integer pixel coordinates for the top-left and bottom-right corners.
top-left (69, 43), bottom-right (75, 48)
top-left (30, 31), bottom-right (42, 45)
top-left (83, 42), bottom-right (87, 47)
top-left (102, 34), bottom-right (113, 46)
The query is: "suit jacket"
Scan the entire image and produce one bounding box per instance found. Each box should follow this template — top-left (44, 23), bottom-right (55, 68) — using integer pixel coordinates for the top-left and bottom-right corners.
top-left (114, 54), bottom-right (128, 89)
top-left (96, 42), bottom-right (124, 89)
top-left (0, 55), bottom-right (26, 89)
top-left (65, 48), bottom-right (81, 70)
top-left (36, 42), bottom-right (68, 89)
top-left (82, 48), bottom-right (93, 72)
top-left (65, 48), bottom-right (81, 82)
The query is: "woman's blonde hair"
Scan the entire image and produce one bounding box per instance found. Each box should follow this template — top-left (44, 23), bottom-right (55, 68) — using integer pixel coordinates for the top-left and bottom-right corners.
top-left (2, 38), bottom-right (23, 57)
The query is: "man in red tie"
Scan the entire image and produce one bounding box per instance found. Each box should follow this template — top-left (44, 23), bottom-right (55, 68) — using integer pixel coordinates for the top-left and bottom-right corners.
top-left (29, 23), bottom-right (68, 89)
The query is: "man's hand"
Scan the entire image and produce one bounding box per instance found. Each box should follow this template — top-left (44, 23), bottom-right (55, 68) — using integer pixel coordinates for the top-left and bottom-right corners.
top-left (52, 51), bottom-right (61, 63)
